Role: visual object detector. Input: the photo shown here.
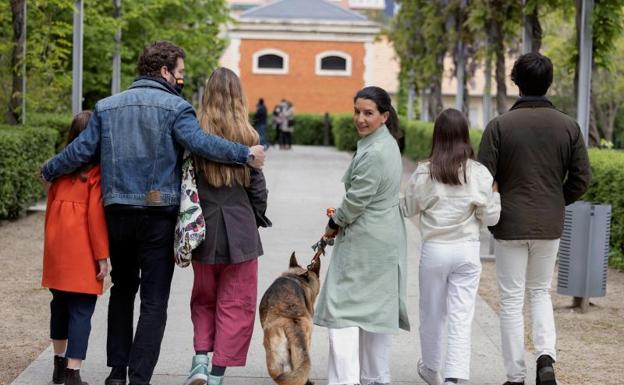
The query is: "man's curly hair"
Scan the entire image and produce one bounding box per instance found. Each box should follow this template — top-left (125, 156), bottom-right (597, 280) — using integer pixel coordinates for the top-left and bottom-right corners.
top-left (137, 41), bottom-right (186, 77)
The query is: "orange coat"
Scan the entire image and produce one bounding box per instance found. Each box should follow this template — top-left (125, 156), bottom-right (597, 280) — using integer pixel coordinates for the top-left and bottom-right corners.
top-left (42, 166), bottom-right (109, 295)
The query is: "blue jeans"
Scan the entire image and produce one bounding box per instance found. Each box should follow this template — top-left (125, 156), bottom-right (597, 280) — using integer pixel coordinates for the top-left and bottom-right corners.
top-left (50, 289), bottom-right (97, 360)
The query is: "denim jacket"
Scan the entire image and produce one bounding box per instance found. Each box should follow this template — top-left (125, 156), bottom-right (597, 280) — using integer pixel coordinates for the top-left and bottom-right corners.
top-left (42, 77), bottom-right (250, 206)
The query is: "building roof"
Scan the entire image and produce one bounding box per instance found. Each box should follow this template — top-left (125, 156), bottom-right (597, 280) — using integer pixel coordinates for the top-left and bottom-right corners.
top-left (240, 0), bottom-right (368, 22)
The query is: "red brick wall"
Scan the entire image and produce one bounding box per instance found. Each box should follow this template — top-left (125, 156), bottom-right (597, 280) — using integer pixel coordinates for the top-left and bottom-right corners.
top-left (239, 39), bottom-right (365, 114)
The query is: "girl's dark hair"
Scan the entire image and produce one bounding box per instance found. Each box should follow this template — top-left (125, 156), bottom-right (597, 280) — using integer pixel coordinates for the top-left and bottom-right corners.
top-left (429, 108), bottom-right (474, 185)
top-left (65, 110), bottom-right (94, 181)
top-left (66, 110), bottom-right (92, 146)
top-left (354, 86), bottom-right (404, 149)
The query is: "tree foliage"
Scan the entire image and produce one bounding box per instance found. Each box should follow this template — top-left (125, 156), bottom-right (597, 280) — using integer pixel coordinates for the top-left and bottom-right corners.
top-left (0, 0), bottom-right (229, 121)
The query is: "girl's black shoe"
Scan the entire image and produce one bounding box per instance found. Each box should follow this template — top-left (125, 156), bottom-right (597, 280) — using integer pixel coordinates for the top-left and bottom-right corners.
top-left (536, 355), bottom-right (557, 385)
top-left (52, 355), bottom-right (67, 384)
top-left (64, 368), bottom-right (88, 385)
top-left (503, 382), bottom-right (525, 385)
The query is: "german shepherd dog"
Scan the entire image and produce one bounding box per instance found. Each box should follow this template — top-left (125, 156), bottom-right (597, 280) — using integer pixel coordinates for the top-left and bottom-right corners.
top-left (259, 252), bottom-right (321, 385)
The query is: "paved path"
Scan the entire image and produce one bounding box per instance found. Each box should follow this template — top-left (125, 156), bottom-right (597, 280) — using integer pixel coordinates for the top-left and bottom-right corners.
top-left (12, 145), bottom-right (538, 385)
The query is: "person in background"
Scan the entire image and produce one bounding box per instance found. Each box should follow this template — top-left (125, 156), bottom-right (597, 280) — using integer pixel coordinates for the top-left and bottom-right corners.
top-left (253, 98), bottom-right (269, 149)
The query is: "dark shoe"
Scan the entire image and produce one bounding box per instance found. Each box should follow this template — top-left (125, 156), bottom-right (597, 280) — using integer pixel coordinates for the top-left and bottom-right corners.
top-left (104, 377), bottom-right (126, 385)
top-left (503, 382), bottom-right (524, 385)
top-left (536, 355), bottom-right (557, 385)
top-left (105, 366), bottom-right (127, 385)
top-left (64, 368), bottom-right (88, 385)
top-left (53, 355), bottom-right (68, 384)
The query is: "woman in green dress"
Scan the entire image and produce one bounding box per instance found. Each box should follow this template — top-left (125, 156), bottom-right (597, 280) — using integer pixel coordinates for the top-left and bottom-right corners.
top-left (314, 86), bottom-right (409, 385)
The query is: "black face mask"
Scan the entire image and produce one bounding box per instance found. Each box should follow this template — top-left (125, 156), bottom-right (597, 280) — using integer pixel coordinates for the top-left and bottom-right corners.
top-left (173, 77), bottom-right (184, 94)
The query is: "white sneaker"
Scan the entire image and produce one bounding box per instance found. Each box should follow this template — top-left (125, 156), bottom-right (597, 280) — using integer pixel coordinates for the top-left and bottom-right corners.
top-left (417, 359), bottom-right (442, 385)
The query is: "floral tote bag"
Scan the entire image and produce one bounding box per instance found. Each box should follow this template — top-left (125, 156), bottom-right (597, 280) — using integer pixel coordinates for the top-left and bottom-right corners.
top-left (174, 151), bottom-right (206, 267)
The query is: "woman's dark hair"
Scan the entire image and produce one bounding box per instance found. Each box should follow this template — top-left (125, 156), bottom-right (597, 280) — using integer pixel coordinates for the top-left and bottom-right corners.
top-left (353, 86), bottom-right (403, 149)
top-left (429, 108), bottom-right (474, 185)
top-left (137, 41), bottom-right (186, 77)
top-left (65, 110), bottom-right (94, 181)
top-left (511, 52), bottom-right (553, 96)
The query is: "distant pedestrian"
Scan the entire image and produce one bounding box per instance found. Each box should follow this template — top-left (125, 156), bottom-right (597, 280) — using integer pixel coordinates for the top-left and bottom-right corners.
top-left (478, 52), bottom-right (591, 385)
top-left (272, 101), bottom-right (284, 147)
top-left (402, 108), bottom-right (500, 385)
top-left (42, 110), bottom-right (109, 385)
top-left (279, 100), bottom-right (295, 149)
top-left (254, 98), bottom-right (269, 148)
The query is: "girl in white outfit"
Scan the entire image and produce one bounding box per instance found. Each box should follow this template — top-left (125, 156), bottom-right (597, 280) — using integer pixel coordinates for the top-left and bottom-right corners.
top-left (401, 109), bottom-right (501, 385)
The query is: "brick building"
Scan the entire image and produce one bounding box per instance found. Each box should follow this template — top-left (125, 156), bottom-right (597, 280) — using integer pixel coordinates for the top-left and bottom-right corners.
top-left (220, 0), bottom-right (388, 114)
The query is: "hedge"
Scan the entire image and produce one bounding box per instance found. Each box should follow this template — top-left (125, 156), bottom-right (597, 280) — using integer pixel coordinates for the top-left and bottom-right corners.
top-left (28, 113), bottom-right (72, 151)
top-left (331, 113), bottom-right (359, 151)
top-left (0, 125), bottom-right (58, 219)
top-left (402, 118), bottom-right (483, 161)
top-left (583, 149), bottom-right (624, 269)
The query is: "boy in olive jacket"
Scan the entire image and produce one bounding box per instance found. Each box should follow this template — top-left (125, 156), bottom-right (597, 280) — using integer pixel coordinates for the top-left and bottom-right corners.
top-left (478, 53), bottom-right (590, 385)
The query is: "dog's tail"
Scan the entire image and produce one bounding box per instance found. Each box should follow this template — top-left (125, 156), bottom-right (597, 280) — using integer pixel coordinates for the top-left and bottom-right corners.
top-left (264, 321), bottom-right (311, 385)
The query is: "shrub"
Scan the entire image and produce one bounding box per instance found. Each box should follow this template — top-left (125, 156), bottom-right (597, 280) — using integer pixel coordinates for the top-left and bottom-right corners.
top-left (28, 113), bottom-right (72, 151)
top-left (331, 113), bottom-right (358, 151)
top-left (0, 125), bottom-right (58, 219)
top-left (290, 113), bottom-right (332, 145)
top-left (401, 117), bottom-right (483, 161)
top-left (584, 149), bottom-right (624, 269)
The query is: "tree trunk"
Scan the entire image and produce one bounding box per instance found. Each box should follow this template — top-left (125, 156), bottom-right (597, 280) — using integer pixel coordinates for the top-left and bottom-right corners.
top-left (7, 0), bottom-right (26, 125)
top-left (492, 16), bottom-right (508, 115)
top-left (527, 4), bottom-right (542, 53)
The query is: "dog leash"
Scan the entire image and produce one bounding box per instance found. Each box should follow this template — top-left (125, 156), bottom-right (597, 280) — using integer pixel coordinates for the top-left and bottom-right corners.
top-left (308, 208), bottom-right (336, 269)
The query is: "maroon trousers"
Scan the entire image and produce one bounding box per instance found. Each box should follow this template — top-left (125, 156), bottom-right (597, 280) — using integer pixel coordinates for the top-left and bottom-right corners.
top-left (190, 259), bottom-right (258, 367)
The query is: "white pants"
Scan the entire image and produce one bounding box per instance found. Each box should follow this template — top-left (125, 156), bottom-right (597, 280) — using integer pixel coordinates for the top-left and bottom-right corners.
top-left (495, 239), bottom-right (559, 383)
top-left (419, 241), bottom-right (481, 380)
top-left (327, 327), bottom-right (392, 385)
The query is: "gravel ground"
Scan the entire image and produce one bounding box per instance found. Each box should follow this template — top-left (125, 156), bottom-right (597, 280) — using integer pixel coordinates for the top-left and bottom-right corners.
top-left (479, 259), bottom-right (624, 385)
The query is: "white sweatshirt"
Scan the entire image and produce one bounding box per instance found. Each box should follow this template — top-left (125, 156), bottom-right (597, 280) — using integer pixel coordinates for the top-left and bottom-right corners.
top-left (401, 159), bottom-right (501, 243)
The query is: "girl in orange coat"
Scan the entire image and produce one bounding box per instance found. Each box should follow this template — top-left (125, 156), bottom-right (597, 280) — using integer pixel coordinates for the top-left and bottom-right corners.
top-left (42, 111), bottom-right (109, 385)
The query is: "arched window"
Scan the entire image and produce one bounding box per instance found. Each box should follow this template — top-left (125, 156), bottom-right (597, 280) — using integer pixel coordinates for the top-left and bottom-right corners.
top-left (253, 49), bottom-right (289, 75)
top-left (315, 51), bottom-right (352, 76)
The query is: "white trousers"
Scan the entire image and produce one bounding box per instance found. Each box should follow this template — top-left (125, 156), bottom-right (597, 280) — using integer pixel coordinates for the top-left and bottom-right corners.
top-left (327, 327), bottom-right (392, 385)
top-left (495, 239), bottom-right (559, 383)
top-left (419, 241), bottom-right (481, 380)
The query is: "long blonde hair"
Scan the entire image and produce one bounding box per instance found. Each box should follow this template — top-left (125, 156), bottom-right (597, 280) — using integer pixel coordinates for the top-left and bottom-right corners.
top-left (195, 67), bottom-right (259, 187)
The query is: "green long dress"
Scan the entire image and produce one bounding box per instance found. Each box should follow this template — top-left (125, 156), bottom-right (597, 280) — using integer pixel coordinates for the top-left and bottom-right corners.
top-left (314, 125), bottom-right (410, 334)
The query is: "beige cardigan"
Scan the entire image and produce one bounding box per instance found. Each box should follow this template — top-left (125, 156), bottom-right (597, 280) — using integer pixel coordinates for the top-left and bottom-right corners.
top-left (401, 159), bottom-right (501, 242)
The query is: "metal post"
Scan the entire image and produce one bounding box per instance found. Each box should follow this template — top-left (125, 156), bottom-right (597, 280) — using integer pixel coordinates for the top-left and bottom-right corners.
top-left (456, 41), bottom-right (465, 112)
top-left (483, 52), bottom-right (492, 126)
top-left (522, 0), bottom-right (532, 54)
top-left (407, 87), bottom-right (415, 120)
top-left (421, 89), bottom-right (430, 122)
top-left (111, 0), bottom-right (121, 95)
top-left (21, 0), bottom-right (26, 125)
top-left (72, 0), bottom-right (84, 115)
top-left (577, 0), bottom-right (593, 146)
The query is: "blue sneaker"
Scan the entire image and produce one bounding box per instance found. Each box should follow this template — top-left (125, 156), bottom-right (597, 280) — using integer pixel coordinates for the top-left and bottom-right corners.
top-left (183, 354), bottom-right (209, 385)
top-left (207, 374), bottom-right (224, 385)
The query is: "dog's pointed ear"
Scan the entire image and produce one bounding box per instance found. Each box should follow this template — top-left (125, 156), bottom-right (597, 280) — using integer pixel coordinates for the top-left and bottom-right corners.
top-left (289, 252), bottom-right (299, 268)
top-left (307, 258), bottom-right (321, 277)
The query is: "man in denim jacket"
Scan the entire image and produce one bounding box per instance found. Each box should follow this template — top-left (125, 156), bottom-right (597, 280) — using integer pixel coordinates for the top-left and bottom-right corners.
top-left (41, 41), bottom-right (265, 385)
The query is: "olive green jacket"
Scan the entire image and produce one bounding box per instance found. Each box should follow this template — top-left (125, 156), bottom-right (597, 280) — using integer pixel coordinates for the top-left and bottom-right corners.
top-left (314, 125), bottom-right (410, 333)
